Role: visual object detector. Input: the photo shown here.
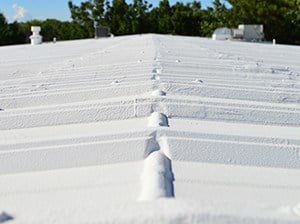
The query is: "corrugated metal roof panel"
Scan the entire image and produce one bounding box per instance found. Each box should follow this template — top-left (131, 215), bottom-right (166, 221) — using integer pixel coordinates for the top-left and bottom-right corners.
top-left (1, 34), bottom-right (300, 223)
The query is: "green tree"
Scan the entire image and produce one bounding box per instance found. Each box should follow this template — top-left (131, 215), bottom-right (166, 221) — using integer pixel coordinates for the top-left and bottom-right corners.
top-left (227, 0), bottom-right (298, 43)
top-left (0, 13), bottom-right (8, 45)
top-left (0, 13), bottom-right (6, 27)
top-left (128, 0), bottom-right (152, 34)
top-left (20, 19), bottom-right (88, 43)
top-left (0, 13), bottom-right (26, 45)
top-left (157, 0), bottom-right (173, 33)
top-left (201, 0), bottom-right (229, 37)
top-left (68, 0), bottom-right (108, 37)
top-left (106, 0), bottom-right (131, 35)
top-left (282, 0), bottom-right (300, 44)
top-left (171, 1), bottom-right (202, 36)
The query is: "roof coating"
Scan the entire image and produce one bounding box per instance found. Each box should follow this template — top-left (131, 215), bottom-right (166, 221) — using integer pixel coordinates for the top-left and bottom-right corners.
top-left (0, 34), bottom-right (300, 223)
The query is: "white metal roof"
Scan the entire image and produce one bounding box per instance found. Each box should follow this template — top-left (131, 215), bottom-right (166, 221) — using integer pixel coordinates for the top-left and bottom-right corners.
top-left (0, 34), bottom-right (300, 223)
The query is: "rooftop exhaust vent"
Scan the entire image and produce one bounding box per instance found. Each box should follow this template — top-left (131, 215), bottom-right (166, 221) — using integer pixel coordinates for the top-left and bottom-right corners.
top-left (212, 24), bottom-right (264, 42)
top-left (30, 26), bottom-right (42, 45)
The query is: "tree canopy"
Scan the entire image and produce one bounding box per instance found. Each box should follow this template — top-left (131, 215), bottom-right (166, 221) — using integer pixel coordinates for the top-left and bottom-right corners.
top-left (227, 0), bottom-right (300, 43)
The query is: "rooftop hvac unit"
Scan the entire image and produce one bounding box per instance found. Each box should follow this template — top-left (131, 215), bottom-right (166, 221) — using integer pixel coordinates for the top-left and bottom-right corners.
top-left (238, 24), bottom-right (264, 41)
top-left (212, 24), bottom-right (264, 42)
top-left (232, 29), bottom-right (244, 39)
top-left (94, 22), bottom-right (110, 38)
top-left (212, 27), bottom-right (233, 40)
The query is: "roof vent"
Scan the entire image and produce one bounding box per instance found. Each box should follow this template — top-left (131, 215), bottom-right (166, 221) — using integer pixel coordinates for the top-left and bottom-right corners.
top-left (30, 26), bottom-right (42, 45)
top-left (212, 24), bottom-right (264, 42)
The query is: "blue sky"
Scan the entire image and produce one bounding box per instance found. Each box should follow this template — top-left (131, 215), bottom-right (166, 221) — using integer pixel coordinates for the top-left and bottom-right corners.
top-left (0, 0), bottom-right (213, 22)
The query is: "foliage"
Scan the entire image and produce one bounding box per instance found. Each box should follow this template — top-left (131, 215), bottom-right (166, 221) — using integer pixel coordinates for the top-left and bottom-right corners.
top-left (68, 0), bottom-right (109, 37)
top-left (0, 15), bottom-right (25, 46)
top-left (227, 0), bottom-right (300, 43)
top-left (20, 19), bottom-right (89, 42)
top-left (201, 0), bottom-right (229, 37)
top-left (171, 1), bottom-right (202, 36)
top-left (105, 0), bottom-right (131, 35)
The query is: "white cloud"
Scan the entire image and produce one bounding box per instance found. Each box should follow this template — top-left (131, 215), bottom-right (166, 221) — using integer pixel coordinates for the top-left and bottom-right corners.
top-left (12, 3), bottom-right (27, 21)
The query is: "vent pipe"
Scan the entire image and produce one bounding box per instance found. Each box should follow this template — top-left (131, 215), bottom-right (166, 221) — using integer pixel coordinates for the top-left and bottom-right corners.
top-left (30, 26), bottom-right (42, 45)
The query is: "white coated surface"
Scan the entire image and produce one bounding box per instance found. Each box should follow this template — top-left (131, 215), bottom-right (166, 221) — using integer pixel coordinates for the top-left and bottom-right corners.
top-left (0, 34), bottom-right (300, 223)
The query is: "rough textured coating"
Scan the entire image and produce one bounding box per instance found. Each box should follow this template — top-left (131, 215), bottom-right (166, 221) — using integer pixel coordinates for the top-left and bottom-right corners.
top-left (0, 34), bottom-right (300, 223)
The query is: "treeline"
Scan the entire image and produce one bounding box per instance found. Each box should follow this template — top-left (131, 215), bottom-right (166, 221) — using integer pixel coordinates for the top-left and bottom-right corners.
top-left (0, 0), bottom-right (300, 46)
top-left (0, 15), bottom-right (89, 45)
